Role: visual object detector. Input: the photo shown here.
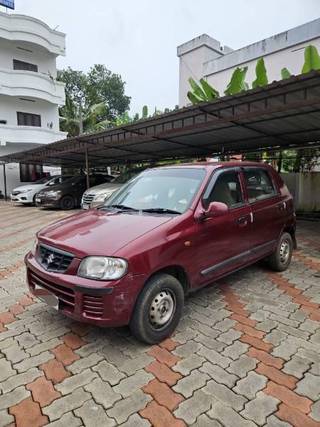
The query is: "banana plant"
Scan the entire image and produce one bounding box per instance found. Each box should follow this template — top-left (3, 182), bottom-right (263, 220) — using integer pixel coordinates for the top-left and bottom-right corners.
top-left (281, 68), bottom-right (292, 80)
top-left (301, 45), bottom-right (320, 73)
top-left (252, 58), bottom-right (268, 88)
top-left (224, 67), bottom-right (249, 96)
top-left (187, 77), bottom-right (219, 104)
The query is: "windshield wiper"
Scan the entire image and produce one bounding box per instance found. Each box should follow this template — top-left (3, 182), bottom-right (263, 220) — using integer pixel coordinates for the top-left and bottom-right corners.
top-left (106, 204), bottom-right (139, 212)
top-left (141, 208), bottom-right (181, 215)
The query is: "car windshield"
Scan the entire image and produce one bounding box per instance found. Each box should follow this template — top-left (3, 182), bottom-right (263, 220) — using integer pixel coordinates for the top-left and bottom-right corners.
top-left (34, 176), bottom-right (53, 184)
top-left (104, 168), bottom-right (206, 214)
top-left (113, 170), bottom-right (141, 184)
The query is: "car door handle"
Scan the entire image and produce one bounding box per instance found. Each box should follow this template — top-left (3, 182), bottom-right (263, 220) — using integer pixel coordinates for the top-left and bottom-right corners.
top-left (237, 216), bottom-right (249, 227)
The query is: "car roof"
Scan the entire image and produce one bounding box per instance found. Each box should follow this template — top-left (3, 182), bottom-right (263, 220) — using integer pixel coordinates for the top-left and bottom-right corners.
top-left (147, 161), bottom-right (274, 171)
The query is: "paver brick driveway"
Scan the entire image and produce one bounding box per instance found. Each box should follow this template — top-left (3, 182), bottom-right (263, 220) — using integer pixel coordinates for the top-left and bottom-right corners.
top-left (0, 202), bottom-right (320, 427)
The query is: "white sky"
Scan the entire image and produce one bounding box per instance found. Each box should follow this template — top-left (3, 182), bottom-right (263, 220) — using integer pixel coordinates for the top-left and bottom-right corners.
top-left (7, 0), bottom-right (320, 115)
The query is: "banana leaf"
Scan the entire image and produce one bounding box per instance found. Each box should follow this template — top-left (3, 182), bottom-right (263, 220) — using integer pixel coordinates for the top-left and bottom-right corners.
top-left (224, 67), bottom-right (248, 96)
top-left (281, 68), bottom-right (292, 80)
top-left (187, 91), bottom-right (203, 105)
top-left (252, 58), bottom-right (268, 88)
top-left (302, 45), bottom-right (320, 73)
top-left (188, 77), bottom-right (207, 101)
top-left (199, 78), bottom-right (219, 100)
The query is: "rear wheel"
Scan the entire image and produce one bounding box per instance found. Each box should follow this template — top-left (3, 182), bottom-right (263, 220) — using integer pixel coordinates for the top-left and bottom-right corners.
top-left (267, 232), bottom-right (293, 272)
top-left (130, 273), bottom-right (184, 344)
top-left (60, 195), bottom-right (75, 210)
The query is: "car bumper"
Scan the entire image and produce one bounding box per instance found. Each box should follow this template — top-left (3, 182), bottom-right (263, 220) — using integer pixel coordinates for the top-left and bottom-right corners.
top-left (25, 251), bottom-right (145, 327)
top-left (81, 200), bottom-right (103, 209)
top-left (35, 196), bottom-right (60, 208)
top-left (11, 194), bottom-right (33, 203)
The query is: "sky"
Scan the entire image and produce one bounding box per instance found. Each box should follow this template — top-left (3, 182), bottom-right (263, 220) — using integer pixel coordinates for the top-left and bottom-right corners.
top-left (8, 0), bottom-right (320, 115)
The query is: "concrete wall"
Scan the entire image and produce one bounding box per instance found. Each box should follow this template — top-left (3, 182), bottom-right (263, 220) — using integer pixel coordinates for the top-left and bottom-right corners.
top-left (282, 173), bottom-right (320, 212)
top-left (178, 18), bottom-right (320, 106)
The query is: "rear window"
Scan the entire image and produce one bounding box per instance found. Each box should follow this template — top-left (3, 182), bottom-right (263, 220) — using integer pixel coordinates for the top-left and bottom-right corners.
top-left (243, 168), bottom-right (277, 202)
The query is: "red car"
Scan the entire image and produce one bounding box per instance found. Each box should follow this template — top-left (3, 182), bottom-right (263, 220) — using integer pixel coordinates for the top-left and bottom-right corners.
top-left (25, 162), bottom-right (296, 344)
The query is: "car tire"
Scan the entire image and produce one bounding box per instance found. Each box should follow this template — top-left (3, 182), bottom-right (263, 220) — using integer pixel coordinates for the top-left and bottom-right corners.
top-left (267, 232), bottom-right (293, 272)
top-left (130, 273), bottom-right (184, 344)
top-left (60, 195), bottom-right (75, 210)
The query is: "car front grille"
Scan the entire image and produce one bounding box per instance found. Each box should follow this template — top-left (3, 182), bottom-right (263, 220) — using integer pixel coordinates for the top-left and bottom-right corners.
top-left (28, 269), bottom-right (75, 309)
top-left (82, 193), bottom-right (94, 205)
top-left (83, 294), bottom-right (104, 318)
top-left (37, 244), bottom-right (74, 273)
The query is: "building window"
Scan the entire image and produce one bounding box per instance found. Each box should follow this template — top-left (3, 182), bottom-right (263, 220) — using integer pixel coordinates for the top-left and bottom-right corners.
top-left (17, 112), bottom-right (41, 127)
top-left (13, 59), bottom-right (38, 72)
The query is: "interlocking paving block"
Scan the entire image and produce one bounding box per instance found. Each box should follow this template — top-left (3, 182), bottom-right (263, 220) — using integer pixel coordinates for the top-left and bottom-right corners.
top-left (202, 379), bottom-right (247, 411)
top-left (227, 354), bottom-right (257, 378)
top-left (113, 370), bottom-right (153, 398)
top-left (241, 392), bottom-right (280, 426)
top-left (47, 412), bottom-right (82, 427)
top-left (174, 389), bottom-right (213, 425)
top-left (200, 362), bottom-right (238, 388)
top-left (295, 373), bottom-right (320, 401)
top-left (173, 369), bottom-right (209, 398)
top-left (233, 371), bottom-right (268, 399)
top-left (107, 390), bottom-right (151, 425)
top-left (92, 360), bottom-right (126, 385)
top-left (208, 401), bottom-right (256, 427)
top-left (75, 399), bottom-right (116, 427)
top-left (56, 369), bottom-right (97, 395)
top-left (85, 377), bottom-right (122, 409)
top-left (42, 388), bottom-right (91, 421)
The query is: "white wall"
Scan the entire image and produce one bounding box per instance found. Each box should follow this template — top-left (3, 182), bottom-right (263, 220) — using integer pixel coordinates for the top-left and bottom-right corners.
top-left (0, 38), bottom-right (57, 76)
top-left (0, 95), bottom-right (60, 131)
top-left (282, 173), bottom-right (320, 212)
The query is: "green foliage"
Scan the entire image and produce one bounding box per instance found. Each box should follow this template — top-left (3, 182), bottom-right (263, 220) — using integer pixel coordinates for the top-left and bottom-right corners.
top-left (142, 105), bottom-right (148, 118)
top-left (224, 67), bottom-right (248, 96)
top-left (252, 58), bottom-right (268, 89)
top-left (188, 78), bottom-right (207, 101)
top-left (57, 65), bottom-right (131, 136)
top-left (301, 45), bottom-right (320, 73)
top-left (200, 78), bottom-right (219, 99)
top-left (187, 91), bottom-right (203, 105)
top-left (281, 68), bottom-right (292, 80)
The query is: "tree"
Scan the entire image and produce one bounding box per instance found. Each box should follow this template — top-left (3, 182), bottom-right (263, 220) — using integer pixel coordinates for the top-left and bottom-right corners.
top-left (58, 66), bottom-right (131, 136)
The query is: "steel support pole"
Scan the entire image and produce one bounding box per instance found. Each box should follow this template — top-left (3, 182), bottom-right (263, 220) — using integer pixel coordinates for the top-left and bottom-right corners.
top-left (2, 163), bottom-right (7, 200)
top-left (85, 148), bottom-right (90, 189)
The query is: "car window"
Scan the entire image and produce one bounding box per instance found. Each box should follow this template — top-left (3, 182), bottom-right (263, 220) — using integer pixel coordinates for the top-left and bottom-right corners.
top-left (105, 168), bottom-right (206, 214)
top-left (205, 170), bottom-right (243, 208)
top-left (243, 168), bottom-right (276, 203)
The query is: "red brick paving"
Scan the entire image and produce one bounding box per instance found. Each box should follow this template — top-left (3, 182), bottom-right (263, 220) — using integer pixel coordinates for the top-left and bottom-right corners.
top-left (247, 348), bottom-right (284, 369)
top-left (9, 397), bottom-right (48, 427)
top-left (26, 376), bottom-right (61, 407)
top-left (40, 359), bottom-right (71, 384)
top-left (62, 333), bottom-right (85, 350)
top-left (143, 378), bottom-right (184, 411)
top-left (264, 381), bottom-right (313, 414)
top-left (277, 403), bottom-right (320, 427)
top-left (256, 363), bottom-right (298, 389)
top-left (51, 344), bottom-right (80, 366)
top-left (145, 361), bottom-right (182, 386)
top-left (140, 400), bottom-right (186, 427)
top-left (148, 345), bottom-right (181, 368)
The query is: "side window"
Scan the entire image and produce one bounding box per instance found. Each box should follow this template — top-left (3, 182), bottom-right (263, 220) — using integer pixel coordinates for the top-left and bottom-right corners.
top-left (244, 168), bottom-right (276, 203)
top-left (205, 171), bottom-right (243, 208)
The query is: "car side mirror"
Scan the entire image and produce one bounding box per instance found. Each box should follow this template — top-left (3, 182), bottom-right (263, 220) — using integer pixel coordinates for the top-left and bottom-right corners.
top-left (196, 201), bottom-right (229, 221)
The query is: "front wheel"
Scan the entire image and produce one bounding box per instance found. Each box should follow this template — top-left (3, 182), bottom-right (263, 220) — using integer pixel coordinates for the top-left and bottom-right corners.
top-left (130, 273), bottom-right (184, 344)
top-left (267, 232), bottom-right (293, 272)
top-left (60, 195), bottom-right (75, 210)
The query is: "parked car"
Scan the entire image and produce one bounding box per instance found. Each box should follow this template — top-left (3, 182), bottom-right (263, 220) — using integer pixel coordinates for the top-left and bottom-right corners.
top-left (26, 162), bottom-right (296, 343)
top-left (81, 168), bottom-right (148, 209)
top-left (11, 175), bottom-right (70, 205)
top-left (35, 175), bottom-right (112, 210)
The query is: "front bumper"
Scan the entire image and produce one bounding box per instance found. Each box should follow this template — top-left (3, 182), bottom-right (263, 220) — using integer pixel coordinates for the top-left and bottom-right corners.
top-left (11, 193), bottom-right (33, 203)
top-left (25, 251), bottom-right (145, 327)
top-left (35, 195), bottom-right (60, 208)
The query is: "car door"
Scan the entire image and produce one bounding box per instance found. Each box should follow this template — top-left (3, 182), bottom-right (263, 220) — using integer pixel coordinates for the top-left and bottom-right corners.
top-left (241, 166), bottom-right (284, 259)
top-left (192, 167), bottom-right (253, 287)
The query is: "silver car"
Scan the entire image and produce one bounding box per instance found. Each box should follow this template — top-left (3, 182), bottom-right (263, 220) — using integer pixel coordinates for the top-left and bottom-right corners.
top-left (81, 168), bottom-right (148, 209)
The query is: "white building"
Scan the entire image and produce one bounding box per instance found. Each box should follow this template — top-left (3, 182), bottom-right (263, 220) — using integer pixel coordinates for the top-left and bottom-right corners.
top-left (178, 18), bottom-right (320, 107)
top-left (0, 11), bottom-right (67, 195)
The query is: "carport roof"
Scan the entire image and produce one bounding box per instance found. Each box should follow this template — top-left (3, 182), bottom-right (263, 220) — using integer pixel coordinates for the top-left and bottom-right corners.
top-left (1, 70), bottom-right (320, 167)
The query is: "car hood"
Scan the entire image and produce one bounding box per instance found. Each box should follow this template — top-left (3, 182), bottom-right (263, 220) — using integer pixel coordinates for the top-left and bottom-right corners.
top-left (84, 183), bottom-right (122, 196)
top-left (13, 184), bottom-right (44, 192)
top-left (37, 209), bottom-right (173, 258)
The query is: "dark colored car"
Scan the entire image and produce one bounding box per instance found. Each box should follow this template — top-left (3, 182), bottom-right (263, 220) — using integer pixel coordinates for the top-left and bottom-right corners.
top-left (35, 175), bottom-right (112, 210)
top-left (26, 162), bottom-right (296, 343)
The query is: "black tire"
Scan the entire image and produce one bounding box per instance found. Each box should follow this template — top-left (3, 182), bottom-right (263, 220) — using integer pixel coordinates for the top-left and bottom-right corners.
top-left (130, 273), bottom-right (184, 344)
top-left (60, 195), bottom-right (75, 210)
top-left (267, 232), bottom-right (293, 272)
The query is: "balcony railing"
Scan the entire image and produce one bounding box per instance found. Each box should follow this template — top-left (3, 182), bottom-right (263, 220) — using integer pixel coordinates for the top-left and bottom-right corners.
top-left (0, 124), bottom-right (67, 145)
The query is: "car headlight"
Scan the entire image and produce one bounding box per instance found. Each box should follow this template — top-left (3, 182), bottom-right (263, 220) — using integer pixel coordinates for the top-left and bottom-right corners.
top-left (20, 189), bottom-right (33, 194)
top-left (46, 190), bottom-right (61, 199)
top-left (78, 256), bottom-right (128, 280)
top-left (94, 193), bottom-right (111, 202)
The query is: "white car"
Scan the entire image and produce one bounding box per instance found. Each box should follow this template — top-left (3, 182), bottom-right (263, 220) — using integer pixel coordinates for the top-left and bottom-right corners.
top-left (11, 175), bottom-right (70, 205)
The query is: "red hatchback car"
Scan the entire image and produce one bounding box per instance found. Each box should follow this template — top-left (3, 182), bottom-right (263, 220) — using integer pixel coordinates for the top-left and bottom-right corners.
top-left (25, 162), bottom-right (296, 343)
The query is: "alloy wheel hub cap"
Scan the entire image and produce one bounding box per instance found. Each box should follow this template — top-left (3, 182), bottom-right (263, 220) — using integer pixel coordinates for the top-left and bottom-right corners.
top-left (149, 290), bottom-right (175, 328)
